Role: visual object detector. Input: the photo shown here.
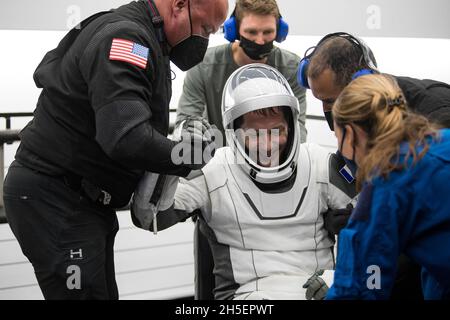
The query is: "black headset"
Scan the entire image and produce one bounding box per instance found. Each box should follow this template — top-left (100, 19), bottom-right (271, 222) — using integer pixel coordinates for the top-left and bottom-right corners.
top-left (297, 32), bottom-right (378, 89)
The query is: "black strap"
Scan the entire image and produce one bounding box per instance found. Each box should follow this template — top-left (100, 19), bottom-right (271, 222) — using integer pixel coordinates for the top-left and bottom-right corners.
top-left (146, 0), bottom-right (168, 55)
top-left (149, 175), bottom-right (166, 206)
top-left (146, 0), bottom-right (164, 28)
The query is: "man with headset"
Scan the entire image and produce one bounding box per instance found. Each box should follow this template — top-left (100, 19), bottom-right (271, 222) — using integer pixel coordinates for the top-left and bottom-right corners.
top-left (131, 64), bottom-right (356, 299)
top-left (296, 32), bottom-right (450, 299)
top-left (176, 0), bottom-right (307, 142)
top-left (297, 32), bottom-right (450, 132)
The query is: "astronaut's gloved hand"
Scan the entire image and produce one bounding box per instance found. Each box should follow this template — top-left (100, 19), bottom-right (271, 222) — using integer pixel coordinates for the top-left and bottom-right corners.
top-left (130, 173), bottom-right (179, 232)
top-left (303, 270), bottom-right (329, 300)
top-left (172, 117), bottom-right (217, 171)
top-left (323, 203), bottom-right (353, 236)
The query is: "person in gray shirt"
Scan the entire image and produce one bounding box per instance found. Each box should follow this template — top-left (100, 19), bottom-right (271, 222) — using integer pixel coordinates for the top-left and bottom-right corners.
top-left (176, 0), bottom-right (307, 144)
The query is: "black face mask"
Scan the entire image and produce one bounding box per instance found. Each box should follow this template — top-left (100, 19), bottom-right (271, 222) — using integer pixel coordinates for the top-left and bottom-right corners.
top-left (324, 111), bottom-right (334, 131)
top-left (169, 0), bottom-right (209, 71)
top-left (170, 36), bottom-right (208, 71)
top-left (338, 127), bottom-right (358, 177)
top-left (239, 35), bottom-right (273, 60)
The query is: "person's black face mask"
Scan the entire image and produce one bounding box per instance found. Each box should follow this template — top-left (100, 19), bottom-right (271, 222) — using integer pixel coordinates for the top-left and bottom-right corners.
top-left (169, 0), bottom-right (209, 71)
top-left (324, 111), bottom-right (334, 131)
top-left (338, 127), bottom-right (358, 177)
top-left (239, 35), bottom-right (273, 60)
top-left (170, 36), bottom-right (208, 71)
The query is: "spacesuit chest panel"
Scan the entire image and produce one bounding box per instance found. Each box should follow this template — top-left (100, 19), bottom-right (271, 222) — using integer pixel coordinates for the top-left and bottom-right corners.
top-left (203, 146), bottom-right (331, 251)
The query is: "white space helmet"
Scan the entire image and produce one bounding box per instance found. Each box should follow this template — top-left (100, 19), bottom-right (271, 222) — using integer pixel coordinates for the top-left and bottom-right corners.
top-left (222, 63), bottom-right (301, 184)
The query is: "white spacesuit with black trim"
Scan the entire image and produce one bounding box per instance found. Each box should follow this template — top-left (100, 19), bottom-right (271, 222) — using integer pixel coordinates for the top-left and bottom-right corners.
top-left (131, 64), bottom-right (354, 299)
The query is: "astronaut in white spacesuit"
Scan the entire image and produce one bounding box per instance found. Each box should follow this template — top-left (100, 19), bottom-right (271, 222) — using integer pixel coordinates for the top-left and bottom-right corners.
top-left (131, 64), bottom-right (356, 300)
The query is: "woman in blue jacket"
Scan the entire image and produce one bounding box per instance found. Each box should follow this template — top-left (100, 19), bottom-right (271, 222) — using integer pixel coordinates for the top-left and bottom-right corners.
top-left (327, 74), bottom-right (450, 299)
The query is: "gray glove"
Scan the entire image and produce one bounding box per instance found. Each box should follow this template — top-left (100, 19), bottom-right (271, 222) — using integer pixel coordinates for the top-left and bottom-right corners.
top-left (130, 172), bottom-right (179, 233)
top-left (171, 117), bottom-right (217, 171)
top-left (303, 270), bottom-right (329, 300)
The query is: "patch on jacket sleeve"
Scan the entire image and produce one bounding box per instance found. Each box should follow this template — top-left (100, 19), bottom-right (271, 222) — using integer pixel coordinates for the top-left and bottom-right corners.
top-left (109, 38), bottom-right (149, 69)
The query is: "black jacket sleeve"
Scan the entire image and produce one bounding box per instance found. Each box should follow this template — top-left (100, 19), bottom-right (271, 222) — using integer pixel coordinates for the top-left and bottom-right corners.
top-left (395, 75), bottom-right (450, 128)
top-left (79, 21), bottom-right (189, 176)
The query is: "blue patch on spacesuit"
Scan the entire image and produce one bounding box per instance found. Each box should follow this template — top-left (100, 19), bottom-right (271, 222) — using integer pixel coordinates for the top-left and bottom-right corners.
top-left (350, 183), bottom-right (374, 221)
top-left (339, 165), bottom-right (355, 183)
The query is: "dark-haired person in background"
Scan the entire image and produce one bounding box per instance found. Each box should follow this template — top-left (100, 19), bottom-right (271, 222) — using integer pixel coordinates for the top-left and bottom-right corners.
top-left (297, 32), bottom-right (450, 131)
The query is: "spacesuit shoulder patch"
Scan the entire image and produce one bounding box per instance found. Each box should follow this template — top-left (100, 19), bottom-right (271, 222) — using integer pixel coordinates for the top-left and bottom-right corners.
top-left (329, 153), bottom-right (358, 198)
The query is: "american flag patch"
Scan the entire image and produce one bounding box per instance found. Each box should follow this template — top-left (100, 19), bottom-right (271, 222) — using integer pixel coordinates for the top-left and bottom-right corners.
top-left (109, 38), bottom-right (149, 69)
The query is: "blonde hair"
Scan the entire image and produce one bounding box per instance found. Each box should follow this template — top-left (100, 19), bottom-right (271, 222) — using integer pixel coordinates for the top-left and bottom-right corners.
top-left (235, 0), bottom-right (281, 24)
top-left (333, 74), bottom-right (438, 190)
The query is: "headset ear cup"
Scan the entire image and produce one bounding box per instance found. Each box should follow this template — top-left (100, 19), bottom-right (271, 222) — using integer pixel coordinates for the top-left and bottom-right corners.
top-left (297, 58), bottom-right (310, 89)
top-left (276, 17), bottom-right (289, 43)
top-left (351, 69), bottom-right (375, 80)
top-left (223, 16), bottom-right (238, 42)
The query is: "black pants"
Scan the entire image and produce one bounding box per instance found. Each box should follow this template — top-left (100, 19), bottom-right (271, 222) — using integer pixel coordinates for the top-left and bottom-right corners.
top-left (3, 161), bottom-right (119, 300)
top-left (390, 254), bottom-right (424, 300)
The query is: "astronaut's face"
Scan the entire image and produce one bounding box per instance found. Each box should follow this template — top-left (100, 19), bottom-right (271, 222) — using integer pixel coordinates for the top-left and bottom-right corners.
top-left (239, 107), bottom-right (289, 167)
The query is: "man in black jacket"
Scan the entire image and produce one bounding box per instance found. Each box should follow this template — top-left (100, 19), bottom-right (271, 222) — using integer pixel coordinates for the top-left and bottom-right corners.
top-left (298, 32), bottom-right (450, 131)
top-left (296, 32), bottom-right (450, 299)
top-left (3, 0), bottom-right (228, 300)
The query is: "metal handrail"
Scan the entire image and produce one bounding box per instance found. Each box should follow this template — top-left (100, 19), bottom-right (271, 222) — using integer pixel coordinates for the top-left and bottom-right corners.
top-left (0, 112), bottom-right (33, 130)
top-left (0, 111), bottom-right (325, 132)
top-left (0, 111), bottom-right (326, 223)
top-left (0, 130), bottom-right (20, 144)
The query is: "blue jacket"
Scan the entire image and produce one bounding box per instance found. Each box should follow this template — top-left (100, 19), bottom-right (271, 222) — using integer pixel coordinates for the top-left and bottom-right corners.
top-left (327, 129), bottom-right (450, 300)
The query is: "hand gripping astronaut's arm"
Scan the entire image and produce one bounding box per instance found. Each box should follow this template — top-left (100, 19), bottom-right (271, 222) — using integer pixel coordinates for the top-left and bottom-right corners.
top-left (130, 171), bottom-right (211, 233)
